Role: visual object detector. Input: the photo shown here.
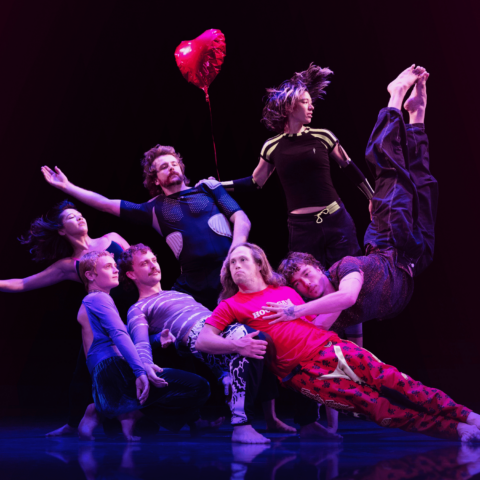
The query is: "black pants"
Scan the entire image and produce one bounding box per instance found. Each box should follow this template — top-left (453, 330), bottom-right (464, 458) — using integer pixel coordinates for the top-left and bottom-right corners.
top-left (364, 108), bottom-right (438, 276)
top-left (287, 200), bottom-right (362, 271)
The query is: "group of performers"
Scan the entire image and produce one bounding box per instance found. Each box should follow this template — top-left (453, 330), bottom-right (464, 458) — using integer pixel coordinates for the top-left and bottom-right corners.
top-left (2, 63), bottom-right (480, 444)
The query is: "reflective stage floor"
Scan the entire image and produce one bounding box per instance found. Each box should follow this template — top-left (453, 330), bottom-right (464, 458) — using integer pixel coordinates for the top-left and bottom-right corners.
top-left (1, 417), bottom-right (480, 479)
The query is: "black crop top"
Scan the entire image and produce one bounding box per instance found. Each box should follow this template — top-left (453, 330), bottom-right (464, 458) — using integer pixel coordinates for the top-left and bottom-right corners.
top-left (260, 128), bottom-right (340, 211)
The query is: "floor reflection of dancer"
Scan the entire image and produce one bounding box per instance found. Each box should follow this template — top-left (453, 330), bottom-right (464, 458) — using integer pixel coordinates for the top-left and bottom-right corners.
top-left (0, 200), bottom-right (129, 437)
top-left (268, 67), bottom-right (437, 337)
top-left (42, 145), bottom-right (251, 311)
top-left (120, 244), bottom-right (295, 443)
top-left (77, 251), bottom-right (210, 441)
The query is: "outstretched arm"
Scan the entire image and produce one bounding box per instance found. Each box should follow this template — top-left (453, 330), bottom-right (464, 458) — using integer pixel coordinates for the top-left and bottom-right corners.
top-left (196, 324), bottom-right (267, 359)
top-left (263, 272), bottom-right (364, 329)
top-left (217, 157), bottom-right (275, 193)
top-left (0, 258), bottom-right (80, 292)
top-left (330, 144), bottom-right (374, 201)
top-left (41, 166), bottom-right (121, 216)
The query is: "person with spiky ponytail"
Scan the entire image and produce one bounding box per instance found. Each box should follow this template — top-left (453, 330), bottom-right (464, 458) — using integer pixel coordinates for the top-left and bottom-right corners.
top-left (216, 64), bottom-right (371, 346)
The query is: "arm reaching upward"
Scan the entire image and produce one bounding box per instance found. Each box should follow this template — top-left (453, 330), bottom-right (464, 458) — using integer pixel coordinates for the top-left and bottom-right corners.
top-left (41, 166), bottom-right (121, 216)
top-left (0, 257), bottom-right (80, 292)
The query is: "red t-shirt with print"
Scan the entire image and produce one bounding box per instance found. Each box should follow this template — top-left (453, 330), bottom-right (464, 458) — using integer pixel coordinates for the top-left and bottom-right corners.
top-left (206, 285), bottom-right (335, 379)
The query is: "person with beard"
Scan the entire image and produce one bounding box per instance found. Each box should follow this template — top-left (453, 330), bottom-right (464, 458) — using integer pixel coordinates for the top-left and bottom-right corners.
top-left (42, 145), bottom-right (251, 310)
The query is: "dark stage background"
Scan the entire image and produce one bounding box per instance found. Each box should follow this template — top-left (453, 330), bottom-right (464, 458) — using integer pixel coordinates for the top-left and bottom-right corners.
top-left (1, 0), bottom-right (479, 417)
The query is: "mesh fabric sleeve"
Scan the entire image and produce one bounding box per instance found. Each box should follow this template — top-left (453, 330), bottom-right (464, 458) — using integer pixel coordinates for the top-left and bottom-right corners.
top-left (120, 199), bottom-right (155, 227)
top-left (201, 181), bottom-right (242, 218)
top-left (205, 301), bottom-right (237, 331)
top-left (85, 293), bottom-right (146, 378)
top-left (127, 306), bottom-right (154, 365)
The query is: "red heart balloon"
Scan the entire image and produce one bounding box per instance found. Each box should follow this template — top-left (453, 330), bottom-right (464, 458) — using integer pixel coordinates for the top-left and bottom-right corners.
top-left (174, 29), bottom-right (226, 99)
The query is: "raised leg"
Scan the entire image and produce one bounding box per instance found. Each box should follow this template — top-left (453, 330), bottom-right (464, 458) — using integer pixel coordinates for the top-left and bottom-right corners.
top-left (404, 73), bottom-right (439, 275)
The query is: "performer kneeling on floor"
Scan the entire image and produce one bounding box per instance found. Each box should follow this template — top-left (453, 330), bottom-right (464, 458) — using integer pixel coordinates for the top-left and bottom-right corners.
top-left (77, 251), bottom-right (210, 441)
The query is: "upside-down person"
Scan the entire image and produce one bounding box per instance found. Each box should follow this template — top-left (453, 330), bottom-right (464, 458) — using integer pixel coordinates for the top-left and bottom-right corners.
top-left (195, 67), bottom-right (480, 442)
top-left (267, 66), bottom-right (436, 338)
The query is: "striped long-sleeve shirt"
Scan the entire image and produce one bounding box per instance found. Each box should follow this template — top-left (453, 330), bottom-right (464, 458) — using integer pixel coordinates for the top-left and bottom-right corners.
top-left (127, 290), bottom-right (211, 364)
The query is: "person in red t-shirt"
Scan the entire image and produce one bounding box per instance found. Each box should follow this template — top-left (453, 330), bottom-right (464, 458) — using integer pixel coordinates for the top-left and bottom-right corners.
top-left (196, 243), bottom-right (480, 442)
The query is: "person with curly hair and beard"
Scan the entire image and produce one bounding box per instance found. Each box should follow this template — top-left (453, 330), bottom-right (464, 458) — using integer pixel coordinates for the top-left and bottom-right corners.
top-left (41, 146), bottom-right (251, 311)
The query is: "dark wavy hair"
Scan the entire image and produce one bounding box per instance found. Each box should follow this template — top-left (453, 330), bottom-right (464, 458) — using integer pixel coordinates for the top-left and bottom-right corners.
top-left (118, 243), bottom-right (153, 291)
top-left (277, 251), bottom-right (325, 285)
top-left (19, 200), bottom-right (77, 262)
top-left (261, 63), bottom-right (333, 133)
top-left (141, 144), bottom-right (190, 197)
top-left (219, 243), bottom-right (285, 302)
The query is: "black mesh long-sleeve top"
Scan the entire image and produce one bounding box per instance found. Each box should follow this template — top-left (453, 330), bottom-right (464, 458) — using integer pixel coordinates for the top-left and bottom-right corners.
top-left (120, 181), bottom-right (242, 272)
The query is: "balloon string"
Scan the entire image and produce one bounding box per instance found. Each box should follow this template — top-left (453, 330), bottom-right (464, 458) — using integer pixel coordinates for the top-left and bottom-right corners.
top-left (206, 95), bottom-right (221, 181)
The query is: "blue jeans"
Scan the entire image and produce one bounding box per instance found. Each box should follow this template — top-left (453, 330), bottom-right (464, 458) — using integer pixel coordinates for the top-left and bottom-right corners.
top-left (364, 108), bottom-right (438, 276)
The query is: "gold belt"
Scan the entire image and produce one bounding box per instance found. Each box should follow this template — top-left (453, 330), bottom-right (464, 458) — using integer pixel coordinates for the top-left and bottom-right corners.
top-left (315, 201), bottom-right (340, 224)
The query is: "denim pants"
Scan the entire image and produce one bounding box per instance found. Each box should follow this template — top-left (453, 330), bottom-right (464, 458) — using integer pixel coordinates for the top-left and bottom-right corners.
top-left (92, 356), bottom-right (210, 432)
top-left (364, 108), bottom-right (438, 276)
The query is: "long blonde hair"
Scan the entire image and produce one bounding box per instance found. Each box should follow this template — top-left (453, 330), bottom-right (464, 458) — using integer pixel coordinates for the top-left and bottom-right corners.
top-left (219, 243), bottom-right (285, 302)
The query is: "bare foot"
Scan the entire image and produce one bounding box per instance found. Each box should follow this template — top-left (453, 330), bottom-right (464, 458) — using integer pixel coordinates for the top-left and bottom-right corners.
top-left (46, 423), bottom-right (77, 437)
top-left (466, 412), bottom-right (480, 430)
top-left (266, 418), bottom-right (297, 434)
top-left (299, 422), bottom-right (343, 441)
top-left (78, 404), bottom-right (102, 441)
top-left (387, 65), bottom-right (425, 110)
top-left (119, 410), bottom-right (142, 442)
top-left (404, 72), bottom-right (429, 124)
top-left (232, 425), bottom-right (271, 444)
top-left (458, 423), bottom-right (480, 443)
